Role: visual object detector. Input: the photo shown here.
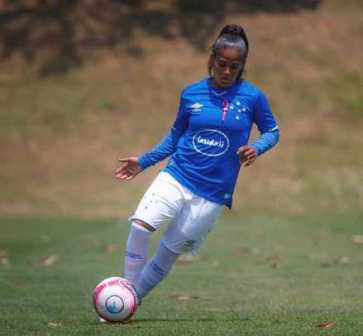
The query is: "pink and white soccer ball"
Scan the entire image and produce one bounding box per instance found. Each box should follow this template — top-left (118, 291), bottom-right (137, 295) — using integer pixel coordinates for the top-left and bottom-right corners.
top-left (93, 277), bottom-right (138, 322)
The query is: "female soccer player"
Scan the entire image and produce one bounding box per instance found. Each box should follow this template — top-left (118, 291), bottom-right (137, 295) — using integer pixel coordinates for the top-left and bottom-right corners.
top-left (115, 24), bottom-right (279, 304)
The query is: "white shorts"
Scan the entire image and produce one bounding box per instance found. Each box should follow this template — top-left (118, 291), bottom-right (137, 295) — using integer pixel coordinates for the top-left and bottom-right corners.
top-left (129, 172), bottom-right (222, 254)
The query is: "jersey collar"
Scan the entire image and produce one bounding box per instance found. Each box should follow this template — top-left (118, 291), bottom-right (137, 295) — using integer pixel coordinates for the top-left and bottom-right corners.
top-left (207, 78), bottom-right (244, 97)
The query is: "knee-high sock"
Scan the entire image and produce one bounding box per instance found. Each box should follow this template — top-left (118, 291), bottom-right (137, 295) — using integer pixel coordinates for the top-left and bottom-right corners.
top-left (124, 222), bottom-right (152, 286)
top-left (135, 242), bottom-right (179, 299)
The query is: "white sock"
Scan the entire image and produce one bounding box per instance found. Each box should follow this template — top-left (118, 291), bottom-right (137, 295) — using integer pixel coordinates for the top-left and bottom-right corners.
top-left (135, 242), bottom-right (179, 299)
top-left (123, 222), bottom-right (152, 286)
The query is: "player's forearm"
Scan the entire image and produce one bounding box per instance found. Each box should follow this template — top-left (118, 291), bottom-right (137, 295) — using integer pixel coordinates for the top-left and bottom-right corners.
top-left (250, 128), bottom-right (280, 156)
top-left (138, 128), bottom-right (182, 170)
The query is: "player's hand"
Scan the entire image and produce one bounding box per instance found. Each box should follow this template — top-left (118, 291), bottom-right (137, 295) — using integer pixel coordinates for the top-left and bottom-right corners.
top-left (115, 157), bottom-right (142, 181)
top-left (237, 146), bottom-right (257, 167)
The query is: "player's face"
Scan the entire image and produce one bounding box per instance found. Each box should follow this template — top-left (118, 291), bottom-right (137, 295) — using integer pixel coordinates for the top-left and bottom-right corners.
top-left (211, 48), bottom-right (245, 88)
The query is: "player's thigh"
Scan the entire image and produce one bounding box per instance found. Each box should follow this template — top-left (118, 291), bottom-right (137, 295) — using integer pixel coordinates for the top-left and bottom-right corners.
top-left (181, 198), bottom-right (222, 238)
top-left (161, 198), bottom-right (222, 254)
top-left (129, 172), bottom-right (184, 230)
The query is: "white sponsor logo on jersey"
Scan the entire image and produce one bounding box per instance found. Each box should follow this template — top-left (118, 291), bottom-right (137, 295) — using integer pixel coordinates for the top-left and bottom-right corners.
top-left (192, 129), bottom-right (230, 157)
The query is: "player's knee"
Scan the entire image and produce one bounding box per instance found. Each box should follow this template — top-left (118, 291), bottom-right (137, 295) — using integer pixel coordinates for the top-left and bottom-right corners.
top-left (132, 219), bottom-right (156, 232)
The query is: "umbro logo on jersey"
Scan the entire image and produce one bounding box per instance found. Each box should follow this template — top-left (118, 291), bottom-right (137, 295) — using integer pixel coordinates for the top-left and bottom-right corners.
top-left (190, 102), bottom-right (203, 110)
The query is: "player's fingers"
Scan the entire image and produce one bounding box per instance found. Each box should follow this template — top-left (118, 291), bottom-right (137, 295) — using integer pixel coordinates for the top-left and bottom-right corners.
top-left (115, 166), bottom-right (124, 174)
top-left (237, 150), bottom-right (246, 159)
top-left (115, 165), bottom-right (128, 174)
top-left (246, 153), bottom-right (256, 160)
top-left (245, 148), bottom-right (255, 155)
top-left (118, 158), bottom-right (131, 163)
top-left (115, 166), bottom-right (131, 177)
top-left (244, 157), bottom-right (256, 167)
top-left (236, 147), bottom-right (248, 155)
top-left (115, 171), bottom-right (123, 178)
top-left (237, 147), bottom-right (255, 160)
top-left (116, 172), bottom-right (131, 180)
top-left (115, 172), bottom-right (125, 179)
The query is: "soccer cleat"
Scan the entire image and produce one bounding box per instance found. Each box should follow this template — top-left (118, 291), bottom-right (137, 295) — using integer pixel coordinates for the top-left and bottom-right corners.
top-left (129, 282), bottom-right (142, 306)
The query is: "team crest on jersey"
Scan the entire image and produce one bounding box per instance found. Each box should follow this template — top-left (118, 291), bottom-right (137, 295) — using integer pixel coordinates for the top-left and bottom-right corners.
top-left (192, 129), bottom-right (230, 157)
top-left (233, 101), bottom-right (250, 120)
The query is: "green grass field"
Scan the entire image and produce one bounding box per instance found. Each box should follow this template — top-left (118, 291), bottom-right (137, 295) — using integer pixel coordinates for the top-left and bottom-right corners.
top-left (1, 212), bottom-right (363, 335)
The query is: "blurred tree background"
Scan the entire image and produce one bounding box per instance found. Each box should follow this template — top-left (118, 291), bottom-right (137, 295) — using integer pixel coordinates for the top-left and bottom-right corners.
top-left (1, 0), bottom-right (320, 74)
top-left (0, 0), bottom-right (362, 218)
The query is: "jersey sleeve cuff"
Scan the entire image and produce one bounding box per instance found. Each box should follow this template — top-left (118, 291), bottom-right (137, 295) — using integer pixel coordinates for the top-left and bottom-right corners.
top-left (138, 155), bottom-right (151, 170)
top-left (249, 144), bottom-right (261, 156)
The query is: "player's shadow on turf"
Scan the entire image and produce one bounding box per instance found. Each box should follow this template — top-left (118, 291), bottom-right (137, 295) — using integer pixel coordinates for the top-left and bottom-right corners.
top-left (92, 317), bottom-right (248, 326)
top-left (129, 317), bottom-right (249, 323)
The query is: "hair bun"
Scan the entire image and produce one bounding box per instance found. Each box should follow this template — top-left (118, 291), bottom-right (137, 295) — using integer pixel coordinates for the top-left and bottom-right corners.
top-left (219, 24), bottom-right (243, 37)
top-left (218, 24), bottom-right (249, 50)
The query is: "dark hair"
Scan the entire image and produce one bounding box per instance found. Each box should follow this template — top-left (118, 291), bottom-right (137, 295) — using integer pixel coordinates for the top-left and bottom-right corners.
top-left (209, 24), bottom-right (249, 80)
top-left (216, 24), bottom-right (249, 52)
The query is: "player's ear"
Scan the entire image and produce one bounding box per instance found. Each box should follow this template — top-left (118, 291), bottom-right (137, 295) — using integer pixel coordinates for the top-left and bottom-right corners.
top-left (208, 54), bottom-right (215, 77)
top-left (208, 54), bottom-right (215, 67)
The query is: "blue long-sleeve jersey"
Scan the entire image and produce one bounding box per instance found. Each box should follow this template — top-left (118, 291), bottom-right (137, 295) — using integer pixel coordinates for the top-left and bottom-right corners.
top-left (138, 78), bottom-right (279, 208)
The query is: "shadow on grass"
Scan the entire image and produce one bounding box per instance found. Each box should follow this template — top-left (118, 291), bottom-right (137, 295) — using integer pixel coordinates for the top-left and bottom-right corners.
top-left (0, 0), bottom-right (321, 76)
top-left (131, 317), bottom-right (248, 323)
top-left (89, 317), bottom-right (249, 326)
